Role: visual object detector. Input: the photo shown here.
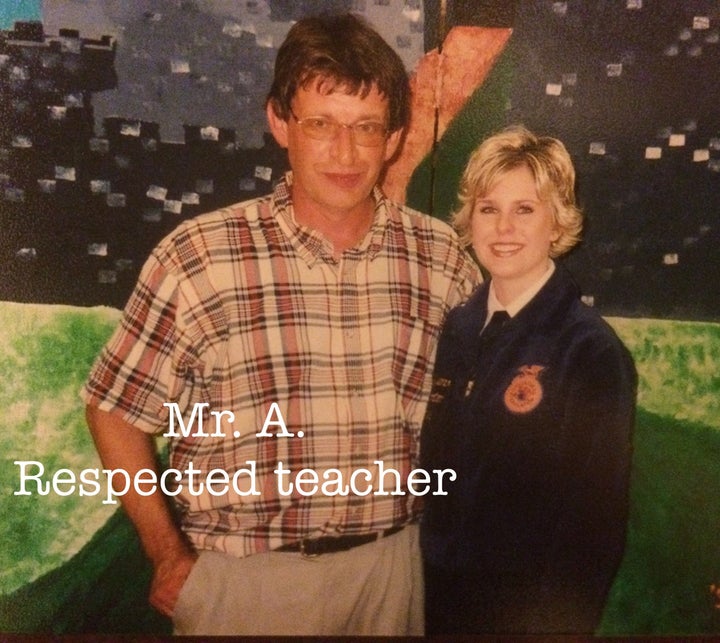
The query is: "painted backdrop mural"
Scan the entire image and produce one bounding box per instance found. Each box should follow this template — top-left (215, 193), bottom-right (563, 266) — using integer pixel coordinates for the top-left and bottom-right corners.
top-left (1, 0), bottom-right (719, 636)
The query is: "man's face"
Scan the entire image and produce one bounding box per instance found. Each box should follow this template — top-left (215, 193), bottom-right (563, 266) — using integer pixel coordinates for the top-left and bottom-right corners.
top-left (267, 82), bottom-right (401, 223)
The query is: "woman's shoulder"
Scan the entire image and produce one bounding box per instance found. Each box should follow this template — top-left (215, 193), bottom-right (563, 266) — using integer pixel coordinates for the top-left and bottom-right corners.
top-left (558, 299), bottom-right (636, 375)
top-left (445, 282), bottom-right (489, 328)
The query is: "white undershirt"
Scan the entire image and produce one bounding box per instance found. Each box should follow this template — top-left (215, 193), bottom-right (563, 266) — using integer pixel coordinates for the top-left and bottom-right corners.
top-left (483, 260), bottom-right (556, 329)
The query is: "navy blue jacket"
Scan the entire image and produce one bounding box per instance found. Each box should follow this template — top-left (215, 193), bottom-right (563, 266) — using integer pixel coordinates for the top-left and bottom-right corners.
top-left (421, 265), bottom-right (637, 634)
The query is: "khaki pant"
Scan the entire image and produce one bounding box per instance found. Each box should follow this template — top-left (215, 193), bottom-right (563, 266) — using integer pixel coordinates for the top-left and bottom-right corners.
top-left (173, 524), bottom-right (424, 636)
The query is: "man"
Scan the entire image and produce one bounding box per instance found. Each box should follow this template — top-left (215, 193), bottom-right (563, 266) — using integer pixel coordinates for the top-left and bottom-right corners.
top-left (82, 12), bottom-right (478, 636)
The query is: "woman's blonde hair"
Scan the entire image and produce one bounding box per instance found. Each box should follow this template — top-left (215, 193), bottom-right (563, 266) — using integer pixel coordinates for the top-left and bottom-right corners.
top-left (452, 125), bottom-right (583, 257)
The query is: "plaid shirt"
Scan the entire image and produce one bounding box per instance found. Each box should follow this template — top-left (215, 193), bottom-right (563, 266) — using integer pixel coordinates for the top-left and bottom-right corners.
top-left (82, 173), bottom-right (479, 557)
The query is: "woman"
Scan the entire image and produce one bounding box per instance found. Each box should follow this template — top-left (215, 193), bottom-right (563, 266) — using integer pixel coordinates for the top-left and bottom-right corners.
top-left (420, 125), bottom-right (637, 634)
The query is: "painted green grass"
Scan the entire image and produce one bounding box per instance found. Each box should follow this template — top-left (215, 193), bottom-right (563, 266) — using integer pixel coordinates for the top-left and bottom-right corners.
top-left (607, 317), bottom-right (720, 431)
top-left (600, 409), bottom-right (720, 635)
top-left (0, 488), bottom-right (170, 635)
top-left (0, 301), bottom-right (719, 634)
top-left (0, 302), bottom-right (120, 594)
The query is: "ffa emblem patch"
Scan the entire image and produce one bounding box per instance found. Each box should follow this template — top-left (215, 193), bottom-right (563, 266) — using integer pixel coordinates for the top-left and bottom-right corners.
top-left (503, 365), bottom-right (545, 414)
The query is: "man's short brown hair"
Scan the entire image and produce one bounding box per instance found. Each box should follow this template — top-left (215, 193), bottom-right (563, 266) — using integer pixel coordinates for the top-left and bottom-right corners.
top-left (266, 13), bottom-right (410, 133)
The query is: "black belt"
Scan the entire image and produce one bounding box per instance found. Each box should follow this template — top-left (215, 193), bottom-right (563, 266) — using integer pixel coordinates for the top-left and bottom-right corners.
top-left (276, 525), bottom-right (404, 557)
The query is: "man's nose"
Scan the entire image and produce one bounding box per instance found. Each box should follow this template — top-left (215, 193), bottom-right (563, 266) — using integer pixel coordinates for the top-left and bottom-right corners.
top-left (330, 125), bottom-right (358, 164)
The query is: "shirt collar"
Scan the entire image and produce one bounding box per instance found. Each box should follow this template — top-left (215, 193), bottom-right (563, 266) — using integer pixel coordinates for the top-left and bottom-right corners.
top-left (273, 171), bottom-right (387, 267)
top-left (486, 260), bottom-right (556, 320)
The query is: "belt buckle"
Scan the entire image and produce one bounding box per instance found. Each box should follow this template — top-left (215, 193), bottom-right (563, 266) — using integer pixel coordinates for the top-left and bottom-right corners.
top-left (299, 538), bottom-right (321, 560)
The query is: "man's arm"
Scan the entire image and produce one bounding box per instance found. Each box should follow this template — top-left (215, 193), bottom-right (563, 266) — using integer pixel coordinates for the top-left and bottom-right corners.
top-left (86, 405), bottom-right (197, 617)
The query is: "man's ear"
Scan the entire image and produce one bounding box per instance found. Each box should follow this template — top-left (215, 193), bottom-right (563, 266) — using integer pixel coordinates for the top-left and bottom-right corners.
top-left (383, 128), bottom-right (403, 162)
top-left (266, 101), bottom-right (289, 148)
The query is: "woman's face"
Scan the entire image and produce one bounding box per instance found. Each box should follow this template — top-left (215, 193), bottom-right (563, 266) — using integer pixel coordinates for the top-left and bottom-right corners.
top-left (471, 164), bottom-right (560, 305)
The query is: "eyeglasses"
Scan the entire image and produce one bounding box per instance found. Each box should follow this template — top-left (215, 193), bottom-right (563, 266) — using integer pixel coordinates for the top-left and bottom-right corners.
top-left (291, 112), bottom-right (389, 147)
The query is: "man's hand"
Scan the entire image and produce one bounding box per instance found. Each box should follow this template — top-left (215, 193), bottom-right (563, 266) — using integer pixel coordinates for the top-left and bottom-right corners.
top-left (86, 406), bottom-right (199, 617)
top-left (149, 544), bottom-right (199, 617)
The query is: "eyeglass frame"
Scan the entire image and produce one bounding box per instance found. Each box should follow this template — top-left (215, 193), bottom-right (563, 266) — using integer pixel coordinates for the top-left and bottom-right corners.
top-left (289, 109), bottom-right (390, 147)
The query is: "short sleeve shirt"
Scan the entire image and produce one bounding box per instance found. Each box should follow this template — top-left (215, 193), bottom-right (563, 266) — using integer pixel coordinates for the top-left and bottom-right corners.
top-left (82, 172), bottom-right (480, 557)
